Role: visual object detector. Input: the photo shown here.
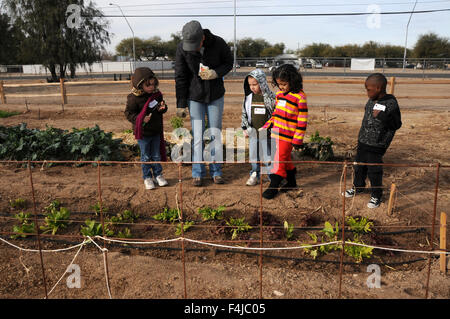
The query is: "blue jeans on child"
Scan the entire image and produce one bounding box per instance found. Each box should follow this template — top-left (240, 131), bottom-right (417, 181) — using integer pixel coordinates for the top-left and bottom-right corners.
top-left (249, 130), bottom-right (273, 177)
top-left (188, 97), bottom-right (224, 179)
top-left (137, 135), bottom-right (163, 180)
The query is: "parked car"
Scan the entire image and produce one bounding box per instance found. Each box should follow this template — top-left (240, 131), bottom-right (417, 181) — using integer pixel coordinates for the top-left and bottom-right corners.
top-left (255, 60), bottom-right (269, 68)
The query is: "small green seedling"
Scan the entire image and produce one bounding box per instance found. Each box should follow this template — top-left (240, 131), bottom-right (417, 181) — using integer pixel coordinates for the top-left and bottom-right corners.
top-left (175, 221), bottom-right (195, 235)
top-left (118, 227), bottom-right (132, 238)
top-left (108, 210), bottom-right (139, 225)
top-left (44, 200), bottom-right (61, 213)
top-left (11, 212), bottom-right (35, 239)
top-left (284, 221), bottom-right (295, 240)
top-left (170, 116), bottom-right (184, 130)
top-left (90, 202), bottom-right (108, 216)
top-left (226, 217), bottom-right (252, 240)
top-left (40, 207), bottom-right (71, 235)
top-left (198, 206), bottom-right (225, 221)
top-left (344, 240), bottom-right (373, 263)
top-left (80, 220), bottom-right (114, 237)
top-left (9, 198), bottom-right (27, 209)
top-left (152, 208), bottom-right (180, 223)
top-left (346, 216), bottom-right (373, 236)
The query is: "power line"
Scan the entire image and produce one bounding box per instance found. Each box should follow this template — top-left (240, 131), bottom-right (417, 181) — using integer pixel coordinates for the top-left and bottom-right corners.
top-left (87, 7), bottom-right (450, 18)
top-left (99, 0), bottom-right (450, 11)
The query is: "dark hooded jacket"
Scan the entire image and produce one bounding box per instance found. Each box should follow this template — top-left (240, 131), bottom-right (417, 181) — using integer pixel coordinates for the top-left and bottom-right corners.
top-left (175, 29), bottom-right (233, 108)
top-left (358, 94), bottom-right (402, 152)
top-left (124, 67), bottom-right (167, 137)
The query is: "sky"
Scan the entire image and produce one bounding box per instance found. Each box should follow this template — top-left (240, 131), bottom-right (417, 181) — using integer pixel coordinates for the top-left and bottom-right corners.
top-left (92, 0), bottom-right (450, 54)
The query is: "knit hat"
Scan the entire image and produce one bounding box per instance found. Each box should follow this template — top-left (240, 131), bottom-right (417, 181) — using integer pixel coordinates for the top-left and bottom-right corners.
top-left (182, 20), bottom-right (204, 51)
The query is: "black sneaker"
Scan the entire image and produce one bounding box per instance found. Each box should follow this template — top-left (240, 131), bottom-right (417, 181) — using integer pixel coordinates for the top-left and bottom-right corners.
top-left (367, 197), bottom-right (381, 209)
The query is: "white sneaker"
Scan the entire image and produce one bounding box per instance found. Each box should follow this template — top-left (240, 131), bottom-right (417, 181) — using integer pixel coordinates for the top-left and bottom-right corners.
top-left (246, 172), bottom-right (259, 186)
top-left (155, 175), bottom-right (168, 187)
top-left (367, 197), bottom-right (381, 209)
top-left (144, 178), bottom-right (155, 190)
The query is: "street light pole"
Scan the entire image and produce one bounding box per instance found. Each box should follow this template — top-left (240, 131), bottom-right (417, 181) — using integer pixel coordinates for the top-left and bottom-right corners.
top-left (110, 3), bottom-right (136, 72)
top-left (233, 0), bottom-right (237, 75)
top-left (402, 0), bottom-right (418, 71)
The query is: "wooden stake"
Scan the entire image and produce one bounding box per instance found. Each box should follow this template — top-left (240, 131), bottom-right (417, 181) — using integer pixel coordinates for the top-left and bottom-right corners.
top-left (38, 108), bottom-right (40, 120)
top-left (387, 183), bottom-right (396, 216)
top-left (388, 76), bottom-right (396, 95)
top-left (440, 212), bottom-right (447, 274)
top-left (0, 80), bottom-right (6, 104)
top-left (25, 99), bottom-right (29, 111)
top-left (60, 78), bottom-right (67, 105)
top-left (61, 103), bottom-right (65, 113)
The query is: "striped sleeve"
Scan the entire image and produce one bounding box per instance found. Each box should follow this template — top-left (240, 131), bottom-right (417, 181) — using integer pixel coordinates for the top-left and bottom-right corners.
top-left (292, 93), bottom-right (308, 146)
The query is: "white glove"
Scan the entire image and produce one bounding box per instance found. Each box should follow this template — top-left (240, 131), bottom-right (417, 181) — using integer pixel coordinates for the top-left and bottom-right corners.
top-left (199, 69), bottom-right (218, 80)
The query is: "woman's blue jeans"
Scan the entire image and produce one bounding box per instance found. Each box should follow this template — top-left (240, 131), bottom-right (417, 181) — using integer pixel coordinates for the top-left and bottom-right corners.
top-left (188, 97), bottom-right (224, 178)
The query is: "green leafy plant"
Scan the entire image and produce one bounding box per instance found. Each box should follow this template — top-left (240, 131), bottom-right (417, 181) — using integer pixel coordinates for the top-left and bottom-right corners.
top-left (40, 206), bottom-right (71, 235)
top-left (13, 212), bottom-right (31, 224)
top-left (346, 216), bottom-right (373, 236)
top-left (9, 198), bottom-right (27, 209)
top-left (302, 220), bottom-right (374, 263)
top-left (44, 200), bottom-right (61, 213)
top-left (108, 210), bottom-right (139, 225)
top-left (122, 129), bottom-right (133, 134)
top-left (226, 217), bottom-right (252, 240)
top-left (152, 208), bottom-right (180, 223)
top-left (284, 220), bottom-right (295, 240)
top-left (91, 202), bottom-right (108, 216)
top-left (170, 116), bottom-right (185, 130)
top-left (0, 110), bottom-right (21, 118)
top-left (175, 221), bottom-right (195, 235)
top-left (298, 130), bottom-right (334, 161)
top-left (80, 220), bottom-right (114, 237)
top-left (344, 240), bottom-right (373, 263)
top-left (11, 212), bottom-right (35, 239)
top-left (198, 206), bottom-right (225, 221)
top-left (118, 227), bottom-right (132, 238)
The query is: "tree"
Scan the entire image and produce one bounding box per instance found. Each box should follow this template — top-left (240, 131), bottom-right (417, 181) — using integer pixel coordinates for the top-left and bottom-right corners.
top-left (300, 43), bottom-right (333, 57)
top-left (3, 0), bottom-right (110, 80)
top-left (234, 38), bottom-right (271, 58)
top-left (413, 33), bottom-right (450, 58)
top-left (260, 43), bottom-right (285, 57)
top-left (0, 13), bottom-right (20, 64)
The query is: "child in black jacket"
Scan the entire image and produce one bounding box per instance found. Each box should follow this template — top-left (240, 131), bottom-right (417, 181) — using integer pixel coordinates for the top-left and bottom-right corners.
top-left (344, 73), bottom-right (402, 208)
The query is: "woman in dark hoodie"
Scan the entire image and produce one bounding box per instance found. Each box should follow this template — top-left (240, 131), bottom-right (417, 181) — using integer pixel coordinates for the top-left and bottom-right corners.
top-left (124, 67), bottom-right (169, 190)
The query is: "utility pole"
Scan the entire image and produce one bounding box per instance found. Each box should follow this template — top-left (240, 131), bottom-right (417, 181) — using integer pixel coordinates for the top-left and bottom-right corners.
top-left (110, 3), bottom-right (136, 72)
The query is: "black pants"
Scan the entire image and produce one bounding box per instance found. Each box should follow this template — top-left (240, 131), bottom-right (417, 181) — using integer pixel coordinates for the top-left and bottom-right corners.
top-left (353, 146), bottom-right (384, 199)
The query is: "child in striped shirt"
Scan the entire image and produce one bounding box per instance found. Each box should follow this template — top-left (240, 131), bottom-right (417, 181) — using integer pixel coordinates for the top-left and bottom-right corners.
top-left (259, 64), bottom-right (308, 199)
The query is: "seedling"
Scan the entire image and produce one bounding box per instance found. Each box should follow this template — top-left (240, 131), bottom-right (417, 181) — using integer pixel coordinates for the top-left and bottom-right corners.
top-left (198, 206), bottom-right (225, 221)
top-left (13, 212), bottom-right (31, 224)
top-left (91, 202), bottom-right (108, 216)
top-left (11, 212), bottom-right (35, 239)
top-left (9, 198), bottom-right (27, 209)
top-left (118, 228), bottom-right (132, 238)
top-left (108, 210), bottom-right (139, 225)
top-left (40, 207), bottom-right (71, 235)
top-left (80, 220), bottom-right (114, 237)
top-left (226, 217), bottom-right (252, 240)
top-left (170, 116), bottom-right (185, 130)
top-left (152, 208), bottom-right (180, 223)
top-left (346, 216), bottom-right (373, 236)
top-left (11, 222), bottom-right (35, 239)
top-left (175, 221), bottom-right (195, 235)
top-left (44, 200), bottom-right (61, 213)
top-left (284, 221), bottom-right (295, 240)
top-left (344, 240), bottom-right (373, 263)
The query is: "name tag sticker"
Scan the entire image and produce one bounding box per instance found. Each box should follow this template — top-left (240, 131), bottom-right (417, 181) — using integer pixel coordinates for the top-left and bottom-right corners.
top-left (148, 100), bottom-right (158, 109)
top-left (278, 100), bottom-right (287, 107)
top-left (254, 108), bottom-right (266, 115)
top-left (373, 103), bottom-right (386, 111)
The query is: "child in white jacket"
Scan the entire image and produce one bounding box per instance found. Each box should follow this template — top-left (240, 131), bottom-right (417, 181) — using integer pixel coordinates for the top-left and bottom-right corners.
top-left (241, 69), bottom-right (276, 186)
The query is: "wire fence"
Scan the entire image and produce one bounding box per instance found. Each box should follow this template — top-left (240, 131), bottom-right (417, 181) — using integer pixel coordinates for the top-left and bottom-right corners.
top-left (0, 159), bottom-right (448, 299)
